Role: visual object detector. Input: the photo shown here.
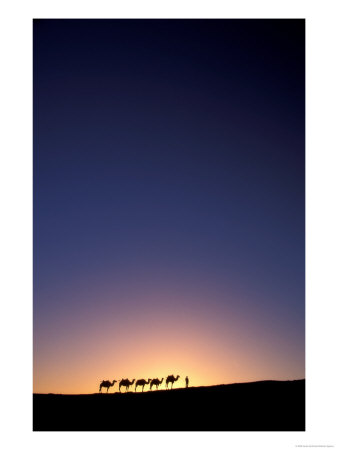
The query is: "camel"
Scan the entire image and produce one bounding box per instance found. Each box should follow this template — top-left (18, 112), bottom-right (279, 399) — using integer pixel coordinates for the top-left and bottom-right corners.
top-left (99, 380), bottom-right (117, 393)
top-left (135, 378), bottom-right (151, 392)
top-left (166, 374), bottom-right (180, 389)
top-left (150, 378), bottom-right (164, 390)
top-left (119, 378), bottom-right (135, 392)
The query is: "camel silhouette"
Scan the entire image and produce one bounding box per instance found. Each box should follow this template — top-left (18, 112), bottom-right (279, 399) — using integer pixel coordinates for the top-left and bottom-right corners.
top-left (166, 374), bottom-right (180, 389)
top-left (150, 378), bottom-right (164, 390)
top-left (135, 378), bottom-right (151, 392)
top-left (99, 380), bottom-right (117, 393)
top-left (119, 378), bottom-right (135, 392)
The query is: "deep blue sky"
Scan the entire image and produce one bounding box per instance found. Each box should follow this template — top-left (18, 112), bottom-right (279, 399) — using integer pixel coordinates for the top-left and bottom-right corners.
top-left (33, 20), bottom-right (305, 391)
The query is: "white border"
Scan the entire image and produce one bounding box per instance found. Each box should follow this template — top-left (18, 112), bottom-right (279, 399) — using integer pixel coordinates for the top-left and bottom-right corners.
top-left (0, 1), bottom-right (337, 449)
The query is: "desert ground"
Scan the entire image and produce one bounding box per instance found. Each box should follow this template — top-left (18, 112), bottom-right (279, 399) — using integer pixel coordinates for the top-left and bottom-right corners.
top-left (33, 379), bottom-right (305, 431)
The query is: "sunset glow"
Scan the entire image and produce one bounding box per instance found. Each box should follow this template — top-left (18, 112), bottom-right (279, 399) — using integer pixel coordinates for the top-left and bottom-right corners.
top-left (34, 278), bottom-right (304, 393)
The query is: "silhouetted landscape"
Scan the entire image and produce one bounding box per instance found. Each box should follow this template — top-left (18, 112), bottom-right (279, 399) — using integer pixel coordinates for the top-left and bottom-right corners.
top-left (33, 379), bottom-right (305, 431)
top-left (34, 21), bottom-right (306, 428)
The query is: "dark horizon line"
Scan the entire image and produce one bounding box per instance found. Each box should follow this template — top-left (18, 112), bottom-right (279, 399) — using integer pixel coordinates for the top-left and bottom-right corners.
top-left (33, 378), bottom-right (305, 395)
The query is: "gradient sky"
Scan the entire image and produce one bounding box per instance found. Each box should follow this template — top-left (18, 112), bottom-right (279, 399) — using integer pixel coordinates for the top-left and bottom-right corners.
top-left (33, 19), bottom-right (305, 394)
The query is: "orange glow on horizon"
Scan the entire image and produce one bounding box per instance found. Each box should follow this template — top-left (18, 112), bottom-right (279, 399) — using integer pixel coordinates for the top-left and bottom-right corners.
top-left (34, 290), bottom-right (304, 394)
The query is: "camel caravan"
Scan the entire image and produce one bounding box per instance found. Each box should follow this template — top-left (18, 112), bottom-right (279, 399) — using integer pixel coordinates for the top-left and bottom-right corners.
top-left (99, 375), bottom-right (183, 393)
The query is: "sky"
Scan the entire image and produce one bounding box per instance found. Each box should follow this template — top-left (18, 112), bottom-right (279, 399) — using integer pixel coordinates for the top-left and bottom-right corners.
top-left (33, 19), bottom-right (305, 394)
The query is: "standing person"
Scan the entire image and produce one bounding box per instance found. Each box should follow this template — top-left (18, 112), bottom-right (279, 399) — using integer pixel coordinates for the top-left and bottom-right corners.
top-left (185, 376), bottom-right (189, 388)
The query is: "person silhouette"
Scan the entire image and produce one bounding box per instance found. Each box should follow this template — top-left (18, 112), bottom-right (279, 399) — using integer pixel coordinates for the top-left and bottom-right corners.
top-left (185, 376), bottom-right (189, 388)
